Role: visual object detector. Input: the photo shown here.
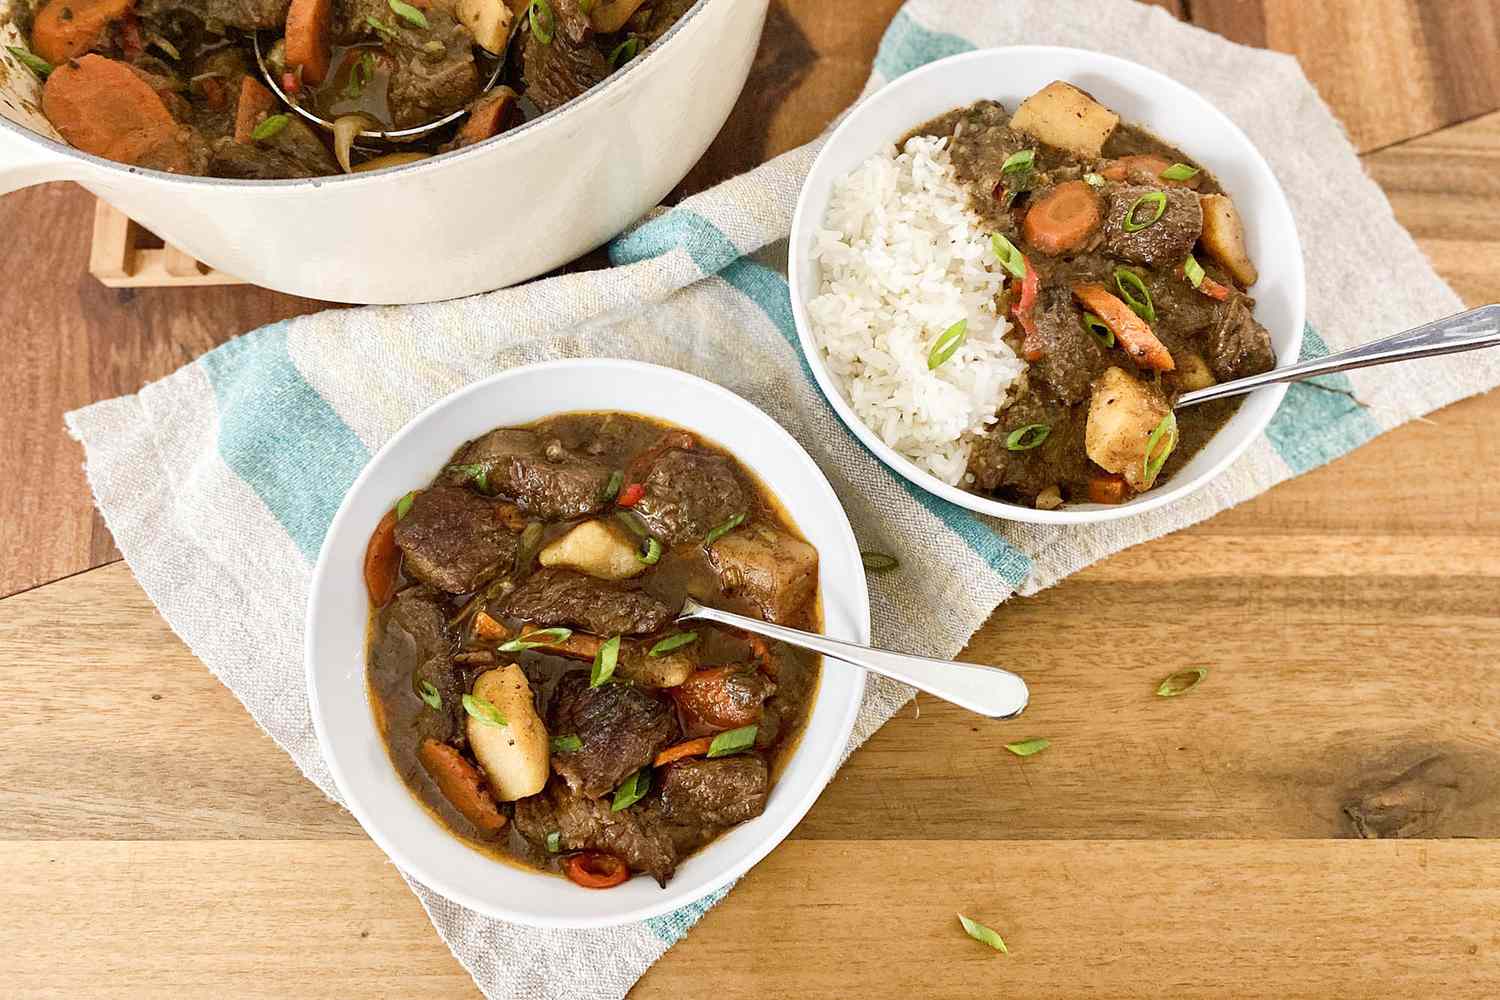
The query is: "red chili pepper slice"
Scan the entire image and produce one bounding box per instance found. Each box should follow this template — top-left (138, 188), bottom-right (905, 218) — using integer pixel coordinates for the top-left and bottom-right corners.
top-left (1012, 257), bottom-right (1042, 359)
top-left (617, 482), bottom-right (645, 508)
top-left (564, 852), bottom-right (630, 889)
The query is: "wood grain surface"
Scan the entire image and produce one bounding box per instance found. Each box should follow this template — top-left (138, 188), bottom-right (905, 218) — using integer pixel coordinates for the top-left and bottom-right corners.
top-left (2, 1), bottom-right (1500, 997)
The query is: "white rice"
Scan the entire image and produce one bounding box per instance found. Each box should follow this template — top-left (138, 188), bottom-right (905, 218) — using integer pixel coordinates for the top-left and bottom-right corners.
top-left (808, 134), bottom-right (1023, 485)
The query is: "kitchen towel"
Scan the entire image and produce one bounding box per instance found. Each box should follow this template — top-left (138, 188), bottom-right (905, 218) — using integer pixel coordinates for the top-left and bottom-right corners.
top-left (66, 1), bottom-right (1499, 997)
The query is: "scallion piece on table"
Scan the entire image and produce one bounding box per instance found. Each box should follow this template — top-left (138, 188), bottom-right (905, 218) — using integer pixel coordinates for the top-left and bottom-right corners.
top-left (7, 46), bottom-right (51, 78)
top-left (707, 725), bottom-right (758, 758)
top-left (389, 0), bottom-right (429, 27)
top-left (251, 114), bottom-right (289, 141)
top-left (1113, 268), bottom-right (1155, 322)
top-left (395, 491), bottom-right (416, 520)
top-left (637, 536), bottom-right (662, 565)
top-left (860, 551), bottom-right (899, 573)
top-left (927, 319), bottom-right (968, 370)
top-left (1183, 254), bottom-right (1206, 289)
top-left (462, 693), bottom-right (507, 727)
top-left (1004, 423), bottom-right (1050, 452)
top-left (1004, 737), bottom-right (1050, 757)
top-left (418, 680), bottom-right (442, 710)
top-left (498, 627), bottom-right (573, 652)
top-left (650, 632), bottom-right (698, 657)
top-left (1083, 312), bottom-right (1114, 348)
top-left (551, 734), bottom-right (583, 752)
top-left (529, 0), bottom-right (555, 44)
top-left (610, 767), bottom-right (651, 811)
top-left (1160, 162), bottom-right (1200, 182)
top-left (958, 914), bottom-right (1008, 954)
top-left (990, 233), bottom-right (1027, 279)
top-left (1122, 190), bottom-right (1167, 232)
top-left (704, 512), bottom-right (745, 546)
top-left (1143, 412), bottom-right (1178, 482)
top-left (590, 635), bottom-right (621, 687)
top-left (1156, 666), bottom-right (1208, 697)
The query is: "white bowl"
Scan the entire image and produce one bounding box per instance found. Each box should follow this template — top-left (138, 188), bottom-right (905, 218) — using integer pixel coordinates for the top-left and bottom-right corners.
top-left (305, 359), bottom-right (868, 928)
top-left (789, 47), bottom-right (1306, 524)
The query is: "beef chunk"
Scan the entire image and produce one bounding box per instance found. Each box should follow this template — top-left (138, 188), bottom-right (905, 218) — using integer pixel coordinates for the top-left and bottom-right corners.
top-left (967, 393), bottom-right (1091, 501)
top-left (1030, 288), bottom-right (1110, 404)
top-left (411, 655), bottom-right (464, 744)
top-left (549, 672), bottom-right (677, 797)
top-left (514, 778), bottom-right (679, 884)
top-left (707, 524), bottom-right (817, 625)
top-left (633, 450), bottom-right (748, 546)
top-left (448, 428), bottom-right (614, 520)
top-left (1206, 296), bottom-right (1276, 382)
top-left (658, 756), bottom-right (770, 828)
top-left (384, 12), bottom-right (482, 130)
top-left (504, 568), bottom-right (674, 635)
top-left (140, 0), bottom-right (289, 31)
top-left (518, 0), bottom-right (609, 113)
top-left (1100, 184), bottom-right (1202, 267)
top-left (209, 113), bottom-right (338, 179)
top-left (384, 585), bottom-right (451, 662)
top-left (672, 666), bottom-right (776, 731)
top-left (394, 486), bottom-right (519, 594)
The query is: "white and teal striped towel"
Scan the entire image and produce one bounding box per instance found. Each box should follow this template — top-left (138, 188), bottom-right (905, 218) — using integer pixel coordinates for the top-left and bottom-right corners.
top-left (66, 1), bottom-right (1499, 997)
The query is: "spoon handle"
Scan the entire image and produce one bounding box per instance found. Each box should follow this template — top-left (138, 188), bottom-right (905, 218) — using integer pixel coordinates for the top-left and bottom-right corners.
top-left (678, 599), bottom-right (1029, 720)
top-left (1176, 303), bottom-right (1500, 408)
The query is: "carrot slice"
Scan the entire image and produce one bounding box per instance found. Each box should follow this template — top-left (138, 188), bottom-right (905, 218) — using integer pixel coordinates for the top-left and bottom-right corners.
top-left (1022, 180), bottom-right (1101, 256)
top-left (653, 736), bottom-right (715, 768)
top-left (1099, 154), bottom-right (1201, 189)
top-left (473, 610), bottom-right (508, 641)
top-left (417, 739), bottom-right (507, 835)
top-left (1087, 473), bottom-right (1129, 505)
top-left (1070, 282), bottom-right (1175, 372)
top-left (30, 0), bottom-right (134, 66)
top-left (363, 508), bottom-right (401, 608)
top-left (671, 666), bottom-right (766, 730)
top-left (41, 54), bottom-right (190, 171)
top-left (284, 0), bottom-right (333, 85)
top-left (518, 623), bottom-right (602, 660)
top-left (564, 852), bottom-right (629, 889)
top-left (494, 501), bottom-right (528, 532)
top-left (233, 75), bottom-right (276, 145)
top-left (454, 88), bottom-right (516, 148)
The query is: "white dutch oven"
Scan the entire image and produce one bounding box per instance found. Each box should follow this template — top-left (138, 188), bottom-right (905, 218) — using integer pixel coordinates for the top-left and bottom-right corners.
top-left (0, 0), bottom-right (767, 303)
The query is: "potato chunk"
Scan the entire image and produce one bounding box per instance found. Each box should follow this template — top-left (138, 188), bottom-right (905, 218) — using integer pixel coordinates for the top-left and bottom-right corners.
top-left (1199, 193), bottom-right (1259, 287)
top-left (1010, 81), bottom-right (1120, 159)
top-left (468, 664), bottom-right (549, 801)
top-left (708, 525), bottom-right (818, 625)
top-left (1175, 351), bottom-right (1217, 391)
top-left (589, 0), bottom-right (649, 33)
top-left (539, 518), bottom-right (644, 580)
top-left (457, 0), bottom-right (515, 54)
top-left (1086, 366), bottom-right (1174, 491)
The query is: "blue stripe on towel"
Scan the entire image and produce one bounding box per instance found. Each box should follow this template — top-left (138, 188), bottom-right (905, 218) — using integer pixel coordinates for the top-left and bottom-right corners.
top-left (1264, 325), bottom-right (1382, 475)
top-left (608, 209), bottom-right (741, 273)
top-left (872, 10), bottom-right (975, 81)
top-left (200, 323), bottom-right (370, 562)
top-left (645, 886), bottom-right (730, 944)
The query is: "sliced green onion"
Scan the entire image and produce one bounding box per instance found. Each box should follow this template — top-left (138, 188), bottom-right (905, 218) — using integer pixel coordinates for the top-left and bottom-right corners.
top-left (999, 149), bottom-right (1035, 208)
top-left (498, 626), bottom-right (573, 652)
top-left (389, 0), bottom-right (429, 28)
top-left (422, 38), bottom-right (445, 54)
top-left (1082, 312), bottom-right (1114, 348)
top-left (704, 512), bottom-right (745, 546)
top-left (615, 510), bottom-right (646, 537)
top-left (395, 491), bottom-right (416, 520)
top-left (860, 551), bottom-right (899, 573)
top-left (251, 114), bottom-right (289, 141)
top-left (342, 50), bottom-right (375, 99)
top-left (551, 734), bottom-right (583, 752)
top-left (927, 319), bottom-right (968, 370)
top-left (1156, 666), bottom-right (1208, 697)
top-left (989, 234), bottom-right (1027, 279)
top-left (529, 0), bottom-right (555, 44)
top-left (1113, 268), bottom-right (1155, 323)
top-left (7, 46), bottom-right (51, 78)
top-left (1143, 411), bottom-right (1178, 483)
top-left (1004, 737), bottom-right (1050, 757)
top-left (649, 632), bottom-right (697, 657)
top-left (462, 693), bottom-right (507, 727)
top-left (611, 766), bottom-right (650, 811)
top-left (590, 635), bottom-right (621, 687)
top-left (446, 462), bottom-right (492, 493)
top-left (1004, 424), bottom-right (1050, 451)
top-left (1160, 162), bottom-right (1200, 182)
top-left (707, 724), bottom-right (758, 758)
top-left (608, 36), bottom-right (641, 67)
top-left (516, 521), bottom-right (544, 572)
top-left (599, 470), bottom-right (624, 502)
top-left (366, 15), bottom-right (397, 39)
top-left (1000, 149), bottom-right (1035, 174)
top-left (1082, 171), bottom-right (1104, 188)
top-left (1183, 254), bottom-right (1206, 289)
top-left (545, 831), bottom-right (561, 853)
top-left (637, 536), bottom-right (662, 565)
top-left (958, 914), bottom-right (1008, 954)
top-left (418, 680), bottom-right (442, 710)
top-left (1122, 191), bottom-right (1167, 233)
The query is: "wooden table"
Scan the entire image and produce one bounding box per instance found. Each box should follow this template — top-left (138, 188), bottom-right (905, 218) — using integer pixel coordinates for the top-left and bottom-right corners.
top-left (4, 2), bottom-right (1499, 996)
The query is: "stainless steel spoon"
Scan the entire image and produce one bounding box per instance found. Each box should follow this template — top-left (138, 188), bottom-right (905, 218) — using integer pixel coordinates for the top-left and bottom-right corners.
top-left (677, 597), bottom-right (1029, 720)
top-left (1177, 304), bottom-right (1500, 409)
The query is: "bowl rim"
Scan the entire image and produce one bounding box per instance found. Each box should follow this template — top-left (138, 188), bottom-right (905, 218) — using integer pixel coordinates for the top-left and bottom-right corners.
top-left (304, 357), bottom-right (869, 928)
top-left (787, 45), bottom-right (1307, 525)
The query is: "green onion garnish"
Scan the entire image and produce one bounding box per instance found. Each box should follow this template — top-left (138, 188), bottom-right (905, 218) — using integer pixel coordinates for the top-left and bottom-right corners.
top-left (608, 36), bottom-right (641, 67)
top-left (590, 635), bottom-right (620, 687)
top-left (551, 734), bottom-right (583, 752)
top-left (989, 233), bottom-right (1027, 279)
top-left (462, 693), bottom-right (507, 727)
top-left (1143, 411), bottom-right (1178, 483)
top-left (1083, 312), bottom-right (1114, 348)
top-left (927, 319), bottom-right (968, 370)
top-left (366, 15), bottom-right (397, 39)
top-left (958, 914), bottom-right (1008, 954)
top-left (599, 470), bottom-right (623, 502)
top-left (649, 632), bottom-right (697, 657)
top-left (1113, 268), bottom-right (1155, 322)
top-left (704, 512), bottom-right (745, 546)
top-left (395, 491), bottom-right (416, 520)
top-left (445, 461), bottom-right (492, 493)
top-left (342, 50), bottom-right (376, 99)
top-left (1004, 424), bottom-right (1050, 451)
top-left (516, 520), bottom-right (544, 572)
top-left (1160, 162), bottom-right (1199, 182)
top-left (498, 627), bottom-right (573, 652)
top-left (7, 46), bottom-right (51, 78)
top-left (418, 680), bottom-right (442, 709)
top-left (610, 766), bottom-right (650, 811)
top-left (1183, 254), bottom-right (1205, 289)
top-left (999, 149), bottom-right (1035, 208)
top-left (1001, 149), bottom-right (1034, 174)
top-left (860, 551), bottom-right (899, 573)
top-left (707, 724), bottom-right (758, 758)
top-left (529, 0), bottom-right (555, 44)
top-left (1122, 190), bottom-right (1167, 233)
top-left (1004, 737), bottom-right (1050, 757)
top-left (615, 510), bottom-right (646, 537)
top-left (388, 0), bottom-right (428, 28)
top-left (1083, 171), bottom-right (1104, 188)
top-left (637, 536), bottom-right (662, 565)
top-left (545, 831), bottom-right (561, 852)
top-left (251, 114), bottom-right (289, 141)
top-left (1156, 666), bottom-right (1208, 697)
